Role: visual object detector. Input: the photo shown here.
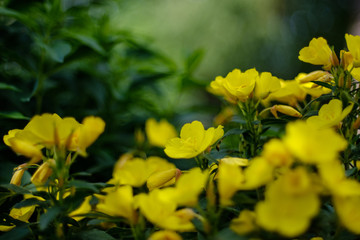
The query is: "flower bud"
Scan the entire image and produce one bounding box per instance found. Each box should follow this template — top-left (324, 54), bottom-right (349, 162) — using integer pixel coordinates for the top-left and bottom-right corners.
top-left (340, 50), bottom-right (353, 70)
top-left (146, 168), bottom-right (181, 191)
top-left (270, 105), bottom-right (302, 118)
top-left (10, 164), bottom-right (28, 186)
top-left (31, 159), bottom-right (55, 186)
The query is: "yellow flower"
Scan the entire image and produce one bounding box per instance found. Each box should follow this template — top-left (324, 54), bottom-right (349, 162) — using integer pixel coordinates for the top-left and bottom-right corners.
top-left (148, 230), bottom-right (183, 240)
top-left (10, 163), bottom-right (27, 186)
top-left (208, 68), bottom-right (258, 103)
top-left (298, 37), bottom-right (333, 70)
top-left (219, 157), bottom-right (248, 167)
top-left (113, 156), bottom-right (176, 188)
top-left (96, 185), bottom-right (137, 224)
top-left (254, 72), bottom-right (281, 100)
top-left (164, 121), bottom-right (224, 159)
top-left (145, 118), bottom-right (178, 148)
top-left (267, 80), bottom-right (306, 106)
top-left (283, 121), bottom-right (347, 164)
top-left (261, 138), bottom-right (293, 167)
top-left (163, 167), bottom-right (208, 207)
top-left (135, 189), bottom-right (196, 232)
top-left (230, 209), bottom-right (257, 235)
top-left (67, 116), bottom-right (105, 156)
top-left (241, 157), bottom-right (274, 190)
top-left (307, 99), bottom-right (353, 129)
top-left (333, 195), bottom-right (360, 234)
top-left (345, 33), bottom-right (360, 67)
top-left (0, 205), bottom-right (36, 232)
top-left (255, 168), bottom-right (320, 238)
top-left (295, 72), bottom-right (332, 98)
top-left (217, 161), bottom-right (244, 206)
top-left (4, 135), bottom-right (43, 164)
top-left (69, 196), bottom-right (92, 221)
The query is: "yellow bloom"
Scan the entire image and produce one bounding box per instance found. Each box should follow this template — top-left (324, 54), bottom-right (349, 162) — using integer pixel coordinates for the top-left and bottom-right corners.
top-left (307, 99), bottom-right (353, 129)
top-left (261, 138), bottom-right (293, 167)
top-left (298, 37), bottom-right (333, 70)
top-left (164, 121), bottom-right (224, 159)
top-left (96, 185), bottom-right (137, 224)
top-left (113, 156), bottom-right (176, 188)
top-left (163, 167), bottom-right (208, 207)
top-left (254, 72), bottom-right (281, 100)
top-left (208, 68), bottom-right (258, 103)
top-left (148, 230), bottom-right (183, 240)
top-left (283, 121), bottom-right (347, 164)
top-left (135, 189), bottom-right (195, 232)
top-left (68, 116), bottom-right (105, 156)
top-left (333, 195), bottom-right (360, 234)
top-left (69, 196), bottom-right (92, 221)
top-left (241, 157), bottom-right (274, 190)
top-left (267, 80), bottom-right (306, 106)
top-left (255, 168), bottom-right (320, 238)
top-left (145, 118), bottom-right (178, 148)
top-left (217, 161), bottom-right (244, 206)
top-left (219, 157), bottom-right (248, 167)
top-left (230, 209), bottom-right (257, 235)
top-left (0, 205), bottom-right (36, 232)
top-left (345, 33), bottom-right (360, 67)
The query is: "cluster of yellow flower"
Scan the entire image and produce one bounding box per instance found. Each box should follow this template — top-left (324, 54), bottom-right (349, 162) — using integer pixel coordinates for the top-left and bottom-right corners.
top-left (2, 34), bottom-right (360, 240)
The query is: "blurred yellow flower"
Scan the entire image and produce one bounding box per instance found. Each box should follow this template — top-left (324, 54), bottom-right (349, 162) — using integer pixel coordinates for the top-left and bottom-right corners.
top-left (31, 159), bottom-right (55, 186)
top-left (217, 161), bottom-right (244, 206)
top-left (147, 168), bottom-right (181, 191)
top-left (254, 72), bottom-right (281, 100)
top-left (261, 138), bottom-right (293, 167)
top-left (113, 156), bottom-right (176, 188)
top-left (298, 37), bottom-right (333, 70)
top-left (283, 121), bottom-right (347, 164)
top-left (255, 168), bottom-right (320, 238)
top-left (145, 118), bottom-right (178, 148)
top-left (164, 121), bottom-right (223, 159)
top-left (267, 80), bottom-right (306, 106)
top-left (230, 209), bottom-right (257, 235)
top-left (333, 195), bottom-right (360, 234)
top-left (241, 157), bottom-right (274, 190)
top-left (307, 99), bottom-right (353, 129)
top-left (345, 33), bottom-right (360, 67)
top-left (0, 205), bottom-right (36, 232)
top-left (96, 185), bottom-right (137, 224)
top-left (135, 189), bottom-right (195, 232)
top-left (148, 230), bottom-right (182, 240)
top-left (69, 196), bottom-right (92, 221)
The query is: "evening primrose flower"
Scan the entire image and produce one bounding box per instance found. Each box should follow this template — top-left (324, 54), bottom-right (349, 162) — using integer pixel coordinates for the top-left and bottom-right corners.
top-left (164, 121), bottom-right (224, 159)
top-left (298, 37), bottom-right (334, 70)
top-left (254, 72), bottom-right (281, 100)
top-left (96, 185), bottom-right (137, 224)
top-left (255, 167), bottom-right (320, 238)
top-left (148, 230), bottom-right (183, 240)
top-left (230, 209), bottom-right (257, 235)
top-left (345, 33), bottom-right (360, 67)
top-left (209, 68), bottom-right (258, 103)
top-left (217, 161), bottom-right (245, 206)
top-left (295, 72), bottom-right (332, 98)
top-left (307, 99), bottom-right (353, 129)
top-left (267, 80), bottom-right (306, 106)
top-left (283, 120), bottom-right (347, 164)
top-left (135, 189), bottom-right (196, 232)
top-left (0, 205), bottom-right (36, 231)
top-left (145, 118), bottom-right (178, 148)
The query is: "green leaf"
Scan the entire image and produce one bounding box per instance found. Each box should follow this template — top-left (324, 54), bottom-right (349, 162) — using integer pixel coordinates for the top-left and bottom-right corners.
top-left (0, 184), bottom-right (31, 195)
top-left (13, 198), bottom-right (46, 209)
top-left (0, 7), bottom-right (31, 25)
top-left (0, 224), bottom-right (30, 240)
top-left (47, 40), bottom-right (72, 63)
top-left (345, 167), bottom-right (358, 177)
top-left (39, 206), bottom-right (61, 231)
top-left (0, 111), bottom-right (29, 120)
top-left (311, 81), bottom-right (334, 90)
top-left (76, 229), bottom-right (116, 240)
top-left (0, 82), bottom-right (20, 92)
top-left (67, 180), bottom-right (100, 193)
top-left (223, 128), bottom-right (247, 138)
top-left (64, 31), bottom-right (106, 55)
top-left (185, 49), bottom-right (204, 74)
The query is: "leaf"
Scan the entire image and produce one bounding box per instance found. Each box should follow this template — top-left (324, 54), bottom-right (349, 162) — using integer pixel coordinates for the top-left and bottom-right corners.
top-left (0, 111), bottom-right (29, 120)
top-left (0, 224), bottom-right (30, 240)
top-left (63, 31), bottom-right (105, 55)
top-left (39, 206), bottom-right (61, 231)
top-left (0, 7), bottom-right (31, 25)
top-left (13, 198), bottom-right (46, 209)
top-left (311, 81), bottom-right (334, 90)
top-left (0, 83), bottom-right (20, 92)
top-left (0, 184), bottom-right (31, 195)
top-left (47, 40), bottom-right (72, 63)
top-left (345, 167), bottom-right (358, 177)
top-left (185, 49), bottom-right (204, 74)
top-left (67, 180), bottom-right (100, 193)
top-left (223, 128), bottom-right (247, 138)
top-left (76, 229), bottom-right (116, 240)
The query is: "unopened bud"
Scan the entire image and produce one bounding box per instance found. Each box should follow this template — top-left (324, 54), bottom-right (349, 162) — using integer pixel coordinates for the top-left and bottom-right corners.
top-left (31, 159), bottom-right (55, 186)
top-left (330, 49), bottom-right (340, 67)
top-left (340, 50), bottom-right (354, 70)
top-left (10, 164), bottom-right (28, 186)
top-left (146, 168), bottom-right (181, 191)
top-left (270, 105), bottom-right (302, 118)
top-left (352, 117), bottom-right (360, 131)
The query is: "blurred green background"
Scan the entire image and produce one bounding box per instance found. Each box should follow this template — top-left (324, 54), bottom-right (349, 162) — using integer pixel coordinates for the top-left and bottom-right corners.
top-left (0, 0), bottom-right (357, 183)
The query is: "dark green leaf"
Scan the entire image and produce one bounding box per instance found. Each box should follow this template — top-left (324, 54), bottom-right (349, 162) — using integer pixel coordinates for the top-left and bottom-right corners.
top-left (76, 229), bottom-right (116, 240)
top-left (13, 197), bottom-right (46, 209)
top-left (67, 180), bottom-right (99, 193)
top-left (0, 184), bottom-right (31, 194)
top-left (0, 7), bottom-right (31, 25)
top-left (39, 206), bottom-right (62, 231)
top-left (47, 40), bottom-right (72, 63)
top-left (185, 49), bottom-right (204, 74)
top-left (223, 128), bottom-right (247, 138)
top-left (345, 167), bottom-right (358, 177)
top-left (311, 81), bottom-right (334, 90)
top-left (64, 31), bottom-right (105, 55)
top-left (0, 111), bottom-right (29, 120)
top-left (0, 224), bottom-right (30, 240)
top-left (0, 83), bottom-right (20, 92)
